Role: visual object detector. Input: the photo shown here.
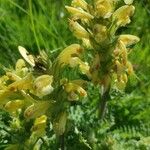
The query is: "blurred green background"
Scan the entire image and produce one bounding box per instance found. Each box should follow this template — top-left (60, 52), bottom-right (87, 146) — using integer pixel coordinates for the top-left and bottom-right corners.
top-left (0, 0), bottom-right (150, 149)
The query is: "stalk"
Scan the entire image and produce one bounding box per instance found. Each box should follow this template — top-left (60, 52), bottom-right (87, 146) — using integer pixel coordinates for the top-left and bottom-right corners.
top-left (59, 134), bottom-right (65, 150)
top-left (99, 85), bottom-right (110, 120)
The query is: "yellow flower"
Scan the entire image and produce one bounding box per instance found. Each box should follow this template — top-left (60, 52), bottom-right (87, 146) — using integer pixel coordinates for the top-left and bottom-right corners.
top-left (33, 75), bottom-right (53, 97)
top-left (69, 19), bottom-right (89, 39)
top-left (65, 6), bottom-right (94, 20)
top-left (118, 34), bottom-right (140, 47)
top-left (71, 0), bottom-right (88, 10)
top-left (7, 73), bottom-right (33, 91)
top-left (69, 57), bottom-right (81, 67)
top-left (79, 61), bottom-right (90, 76)
top-left (94, 0), bottom-right (114, 18)
top-left (5, 100), bottom-right (24, 113)
top-left (113, 5), bottom-right (135, 26)
top-left (90, 54), bottom-right (100, 84)
top-left (24, 101), bottom-right (49, 119)
top-left (69, 57), bottom-right (90, 77)
top-left (6, 72), bottom-right (21, 81)
top-left (15, 59), bottom-right (26, 71)
top-left (55, 44), bottom-right (83, 67)
top-left (31, 115), bottom-right (47, 136)
top-left (64, 82), bottom-right (87, 101)
top-left (82, 38), bottom-right (93, 49)
top-left (15, 59), bottom-right (28, 77)
top-left (93, 24), bottom-right (107, 43)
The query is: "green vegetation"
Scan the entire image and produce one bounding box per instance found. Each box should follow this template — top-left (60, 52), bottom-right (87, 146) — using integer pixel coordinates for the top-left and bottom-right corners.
top-left (0, 0), bottom-right (150, 149)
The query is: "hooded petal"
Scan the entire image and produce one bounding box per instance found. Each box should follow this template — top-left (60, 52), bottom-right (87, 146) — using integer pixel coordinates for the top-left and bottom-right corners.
top-left (113, 5), bottom-right (135, 26)
top-left (65, 6), bottom-right (94, 20)
top-left (24, 101), bottom-right (50, 119)
top-left (69, 19), bottom-right (89, 39)
top-left (18, 46), bottom-right (35, 67)
top-left (31, 115), bottom-right (47, 137)
top-left (56, 44), bottom-right (83, 66)
top-left (5, 100), bottom-right (24, 113)
top-left (71, 0), bottom-right (88, 10)
top-left (95, 0), bottom-right (115, 18)
top-left (33, 75), bottom-right (53, 97)
top-left (119, 34), bottom-right (140, 47)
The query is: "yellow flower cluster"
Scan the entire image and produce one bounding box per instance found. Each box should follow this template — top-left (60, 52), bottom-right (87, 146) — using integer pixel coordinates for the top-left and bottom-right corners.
top-left (66, 0), bottom-right (140, 90)
top-left (0, 44), bottom-right (88, 143)
top-left (0, 0), bottom-right (140, 148)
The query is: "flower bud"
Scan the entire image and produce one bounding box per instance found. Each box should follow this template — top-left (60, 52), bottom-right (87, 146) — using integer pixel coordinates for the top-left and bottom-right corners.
top-left (10, 117), bottom-right (21, 129)
top-left (69, 19), bottom-right (89, 39)
top-left (79, 62), bottom-right (90, 76)
top-left (15, 59), bottom-right (28, 77)
top-left (77, 86), bottom-right (87, 97)
top-left (65, 6), bottom-right (94, 20)
top-left (15, 59), bottom-right (26, 71)
top-left (93, 24), bottom-right (107, 43)
top-left (60, 78), bottom-right (68, 85)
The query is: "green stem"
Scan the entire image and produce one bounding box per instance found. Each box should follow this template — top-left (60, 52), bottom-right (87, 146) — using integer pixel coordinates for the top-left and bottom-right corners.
top-left (59, 134), bottom-right (65, 150)
top-left (99, 86), bottom-right (110, 120)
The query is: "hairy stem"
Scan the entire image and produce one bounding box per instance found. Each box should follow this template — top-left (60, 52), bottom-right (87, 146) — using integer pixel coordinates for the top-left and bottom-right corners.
top-left (59, 134), bottom-right (65, 150)
top-left (99, 86), bottom-right (110, 120)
